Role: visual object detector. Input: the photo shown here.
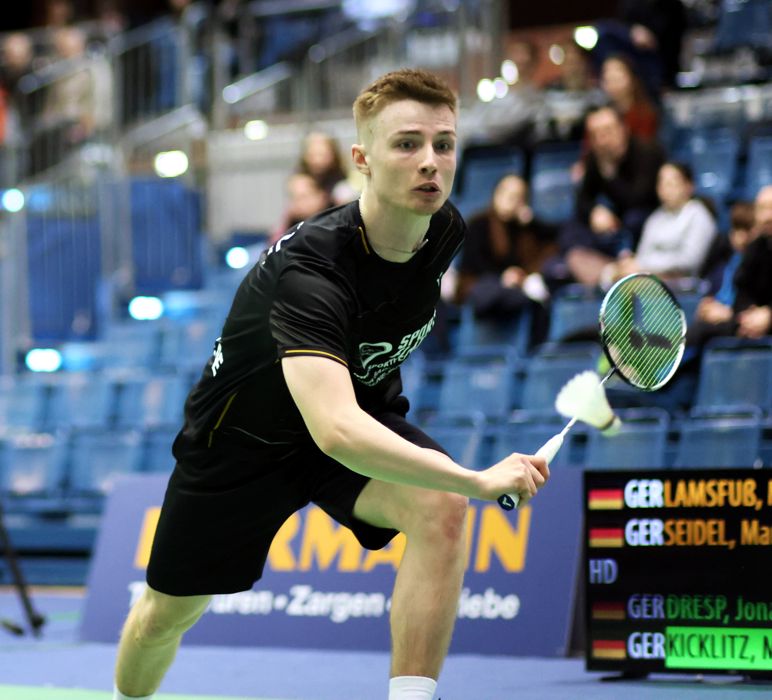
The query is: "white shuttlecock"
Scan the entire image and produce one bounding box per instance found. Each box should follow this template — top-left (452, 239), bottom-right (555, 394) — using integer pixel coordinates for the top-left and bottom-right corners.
top-left (555, 370), bottom-right (622, 435)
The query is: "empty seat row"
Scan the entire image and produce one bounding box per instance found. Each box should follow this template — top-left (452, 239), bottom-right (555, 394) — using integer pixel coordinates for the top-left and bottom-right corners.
top-left (421, 407), bottom-right (771, 471)
top-left (59, 314), bottom-right (223, 373)
top-left (0, 371), bottom-right (193, 433)
top-left (404, 334), bottom-right (772, 420)
top-left (0, 425), bottom-right (179, 514)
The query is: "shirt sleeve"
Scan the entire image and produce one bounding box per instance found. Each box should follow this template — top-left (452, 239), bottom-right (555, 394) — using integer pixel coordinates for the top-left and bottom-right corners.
top-left (269, 264), bottom-right (354, 367)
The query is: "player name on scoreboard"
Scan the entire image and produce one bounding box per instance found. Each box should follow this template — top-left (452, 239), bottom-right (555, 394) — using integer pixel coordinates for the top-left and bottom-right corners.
top-left (584, 469), bottom-right (772, 677)
top-left (587, 476), bottom-right (772, 548)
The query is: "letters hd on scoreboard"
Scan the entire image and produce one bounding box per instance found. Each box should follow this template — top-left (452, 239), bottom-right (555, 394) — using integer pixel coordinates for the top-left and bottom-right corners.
top-left (583, 469), bottom-right (772, 676)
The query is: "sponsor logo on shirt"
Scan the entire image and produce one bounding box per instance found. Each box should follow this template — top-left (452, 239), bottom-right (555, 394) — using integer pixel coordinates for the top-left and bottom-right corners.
top-left (353, 312), bottom-right (435, 386)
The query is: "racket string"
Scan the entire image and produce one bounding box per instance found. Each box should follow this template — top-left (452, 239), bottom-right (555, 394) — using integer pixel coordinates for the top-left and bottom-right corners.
top-left (600, 275), bottom-right (686, 390)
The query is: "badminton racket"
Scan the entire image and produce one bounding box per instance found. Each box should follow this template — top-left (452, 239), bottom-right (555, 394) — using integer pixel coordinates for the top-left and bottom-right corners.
top-left (498, 273), bottom-right (686, 510)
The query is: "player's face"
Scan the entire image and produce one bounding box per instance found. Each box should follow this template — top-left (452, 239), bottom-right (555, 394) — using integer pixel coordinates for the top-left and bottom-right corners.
top-left (363, 99), bottom-right (456, 216)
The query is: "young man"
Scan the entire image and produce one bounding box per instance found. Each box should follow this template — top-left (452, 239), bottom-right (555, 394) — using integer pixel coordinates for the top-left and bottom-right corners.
top-left (557, 105), bottom-right (664, 287)
top-left (112, 68), bottom-right (549, 700)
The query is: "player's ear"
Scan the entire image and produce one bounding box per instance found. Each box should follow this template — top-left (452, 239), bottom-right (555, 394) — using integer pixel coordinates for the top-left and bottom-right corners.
top-left (352, 144), bottom-right (370, 176)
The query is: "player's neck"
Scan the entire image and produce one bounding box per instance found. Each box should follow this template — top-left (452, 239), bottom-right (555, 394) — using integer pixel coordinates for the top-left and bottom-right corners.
top-left (357, 195), bottom-right (431, 262)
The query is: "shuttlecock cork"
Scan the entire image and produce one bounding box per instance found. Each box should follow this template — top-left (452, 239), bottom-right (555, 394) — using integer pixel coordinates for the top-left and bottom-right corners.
top-left (555, 370), bottom-right (622, 436)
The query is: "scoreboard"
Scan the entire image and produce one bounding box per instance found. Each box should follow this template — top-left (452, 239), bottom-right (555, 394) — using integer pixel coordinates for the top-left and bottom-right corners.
top-left (584, 469), bottom-right (772, 677)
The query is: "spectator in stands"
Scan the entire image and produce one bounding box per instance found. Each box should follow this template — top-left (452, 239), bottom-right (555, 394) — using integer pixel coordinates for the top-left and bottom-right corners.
top-left (543, 41), bottom-right (604, 141)
top-left (591, 0), bottom-right (687, 93)
top-left (466, 39), bottom-right (547, 146)
top-left (284, 172), bottom-right (334, 227)
top-left (687, 185), bottom-right (772, 348)
top-left (599, 54), bottom-right (659, 142)
top-left (0, 32), bottom-right (34, 150)
top-left (43, 26), bottom-right (112, 142)
top-left (39, 0), bottom-right (76, 28)
top-left (93, 0), bottom-right (129, 42)
top-left (455, 174), bottom-right (557, 343)
top-left (297, 131), bottom-right (359, 204)
top-left (601, 162), bottom-right (717, 285)
top-left (0, 32), bottom-right (35, 99)
top-left (699, 200), bottom-right (755, 297)
top-left (270, 172), bottom-right (334, 243)
top-left (549, 41), bottom-right (596, 93)
top-left (550, 105), bottom-right (664, 288)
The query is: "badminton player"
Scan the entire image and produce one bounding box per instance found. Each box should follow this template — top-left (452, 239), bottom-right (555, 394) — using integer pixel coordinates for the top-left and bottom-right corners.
top-left (112, 68), bottom-right (549, 700)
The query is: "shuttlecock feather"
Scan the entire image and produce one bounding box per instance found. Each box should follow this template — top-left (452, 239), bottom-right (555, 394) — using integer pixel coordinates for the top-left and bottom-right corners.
top-left (555, 370), bottom-right (622, 435)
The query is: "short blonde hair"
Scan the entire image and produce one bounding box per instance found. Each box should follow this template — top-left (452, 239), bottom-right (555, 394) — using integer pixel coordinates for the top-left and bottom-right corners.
top-left (353, 68), bottom-right (457, 136)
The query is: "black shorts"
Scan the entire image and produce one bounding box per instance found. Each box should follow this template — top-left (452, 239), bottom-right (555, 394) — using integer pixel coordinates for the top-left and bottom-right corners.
top-left (146, 411), bottom-right (446, 596)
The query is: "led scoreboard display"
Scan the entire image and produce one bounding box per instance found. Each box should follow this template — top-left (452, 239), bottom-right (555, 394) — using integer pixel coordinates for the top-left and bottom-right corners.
top-left (584, 469), bottom-right (772, 677)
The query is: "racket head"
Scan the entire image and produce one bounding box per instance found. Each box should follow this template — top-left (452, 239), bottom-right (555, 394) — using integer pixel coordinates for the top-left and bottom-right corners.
top-left (599, 273), bottom-right (686, 391)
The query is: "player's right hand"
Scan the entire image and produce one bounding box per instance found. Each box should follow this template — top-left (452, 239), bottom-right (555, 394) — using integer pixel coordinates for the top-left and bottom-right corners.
top-left (474, 452), bottom-right (549, 505)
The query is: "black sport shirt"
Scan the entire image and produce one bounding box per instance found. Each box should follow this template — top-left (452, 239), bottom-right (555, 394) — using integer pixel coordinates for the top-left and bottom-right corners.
top-left (179, 199), bottom-right (465, 449)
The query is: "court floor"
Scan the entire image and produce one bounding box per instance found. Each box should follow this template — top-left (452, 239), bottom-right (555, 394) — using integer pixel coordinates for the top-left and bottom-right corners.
top-left (0, 588), bottom-right (770, 700)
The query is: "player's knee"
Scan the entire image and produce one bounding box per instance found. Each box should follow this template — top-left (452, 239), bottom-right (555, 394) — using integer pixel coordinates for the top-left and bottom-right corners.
top-left (407, 491), bottom-right (468, 549)
top-left (132, 591), bottom-right (206, 644)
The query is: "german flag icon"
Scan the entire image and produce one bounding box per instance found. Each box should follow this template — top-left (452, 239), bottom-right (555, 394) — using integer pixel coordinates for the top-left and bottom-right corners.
top-left (592, 638), bottom-right (626, 660)
top-left (588, 488), bottom-right (623, 510)
top-left (588, 527), bottom-right (624, 548)
top-left (591, 601), bottom-right (625, 621)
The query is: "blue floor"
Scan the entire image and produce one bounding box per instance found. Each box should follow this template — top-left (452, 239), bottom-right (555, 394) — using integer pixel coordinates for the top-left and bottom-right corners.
top-left (0, 589), bottom-right (769, 699)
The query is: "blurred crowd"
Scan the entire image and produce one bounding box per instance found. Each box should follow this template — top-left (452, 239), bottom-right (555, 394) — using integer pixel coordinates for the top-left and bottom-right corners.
top-left (1, 1), bottom-right (770, 358)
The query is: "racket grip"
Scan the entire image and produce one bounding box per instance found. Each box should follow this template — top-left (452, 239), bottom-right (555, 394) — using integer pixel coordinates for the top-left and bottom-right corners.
top-left (497, 433), bottom-right (565, 511)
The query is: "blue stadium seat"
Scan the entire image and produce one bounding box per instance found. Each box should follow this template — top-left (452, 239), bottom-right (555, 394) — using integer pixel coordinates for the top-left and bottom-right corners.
top-left (0, 376), bottom-right (48, 434)
top-left (437, 346), bottom-right (521, 419)
top-left (142, 425), bottom-right (179, 473)
top-left (161, 288), bottom-right (233, 322)
top-left (673, 408), bottom-right (763, 468)
top-left (585, 408), bottom-right (669, 469)
top-left (489, 412), bottom-right (577, 468)
top-left (129, 178), bottom-right (204, 295)
top-left (695, 337), bottom-right (772, 412)
top-left (520, 344), bottom-right (601, 412)
top-left (46, 373), bottom-right (117, 430)
top-left (0, 433), bottom-right (67, 512)
top-left (402, 358), bottom-right (447, 422)
top-left (100, 320), bottom-right (164, 370)
top-left (713, 0), bottom-right (772, 53)
top-left (421, 412), bottom-right (486, 469)
top-left (547, 285), bottom-right (603, 343)
top-left (399, 351), bottom-right (426, 403)
top-left (456, 304), bottom-right (531, 356)
top-left (530, 142), bottom-right (582, 225)
top-left (158, 317), bottom-right (222, 372)
top-left (689, 131), bottom-right (740, 203)
top-left (66, 429), bottom-right (144, 509)
top-left (114, 373), bottom-right (190, 428)
top-left (744, 136), bottom-right (772, 199)
top-left (762, 416), bottom-right (772, 467)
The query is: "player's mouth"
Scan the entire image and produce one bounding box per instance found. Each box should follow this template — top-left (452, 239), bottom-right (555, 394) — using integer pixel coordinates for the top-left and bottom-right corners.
top-left (414, 182), bottom-right (441, 197)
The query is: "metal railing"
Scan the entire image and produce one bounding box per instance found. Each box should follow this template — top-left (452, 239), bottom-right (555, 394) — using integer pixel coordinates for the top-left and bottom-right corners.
top-left (217, 0), bottom-right (508, 128)
top-left (2, 14), bottom-right (197, 186)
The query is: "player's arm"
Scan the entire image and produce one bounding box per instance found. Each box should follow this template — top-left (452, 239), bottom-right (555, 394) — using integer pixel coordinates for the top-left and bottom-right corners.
top-left (282, 354), bottom-right (547, 502)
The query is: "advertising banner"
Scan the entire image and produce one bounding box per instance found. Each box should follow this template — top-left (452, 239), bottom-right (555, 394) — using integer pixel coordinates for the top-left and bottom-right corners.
top-left (81, 470), bottom-right (582, 656)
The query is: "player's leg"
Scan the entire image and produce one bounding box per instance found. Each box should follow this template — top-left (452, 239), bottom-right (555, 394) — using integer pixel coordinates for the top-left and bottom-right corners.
top-left (114, 585), bottom-right (211, 696)
top-left (114, 436), bottom-right (307, 698)
top-left (353, 478), bottom-right (468, 679)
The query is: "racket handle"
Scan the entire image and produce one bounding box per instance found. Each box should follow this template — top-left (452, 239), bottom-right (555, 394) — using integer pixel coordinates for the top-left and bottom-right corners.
top-left (497, 433), bottom-right (565, 511)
